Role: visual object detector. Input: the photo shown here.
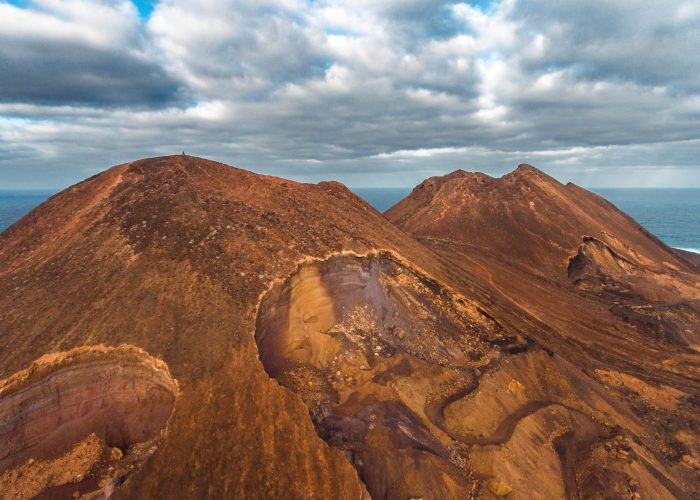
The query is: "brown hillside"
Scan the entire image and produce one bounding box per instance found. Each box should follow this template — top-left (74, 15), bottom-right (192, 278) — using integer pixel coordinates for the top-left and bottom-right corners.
top-left (0, 156), bottom-right (697, 499)
top-left (387, 163), bottom-right (700, 498)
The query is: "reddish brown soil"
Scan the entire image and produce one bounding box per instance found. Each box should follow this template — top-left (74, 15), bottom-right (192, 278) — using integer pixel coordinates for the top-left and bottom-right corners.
top-left (386, 164), bottom-right (700, 498)
top-left (0, 156), bottom-right (697, 499)
top-left (0, 155), bottom-right (452, 499)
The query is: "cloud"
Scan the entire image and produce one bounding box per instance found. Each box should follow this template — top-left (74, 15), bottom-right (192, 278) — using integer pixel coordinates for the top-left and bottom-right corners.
top-left (512, 0), bottom-right (700, 92)
top-left (0, 1), bottom-right (183, 106)
top-left (0, 0), bottom-right (699, 188)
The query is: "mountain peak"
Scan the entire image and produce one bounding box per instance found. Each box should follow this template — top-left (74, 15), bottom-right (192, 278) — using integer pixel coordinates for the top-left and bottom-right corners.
top-left (516, 163), bottom-right (540, 173)
top-left (433, 164), bottom-right (554, 186)
top-left (507, 163), bottom-right (555, 181)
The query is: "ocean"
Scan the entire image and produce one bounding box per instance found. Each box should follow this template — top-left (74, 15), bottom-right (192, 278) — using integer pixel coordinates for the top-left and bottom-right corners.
top-left (592, 189), bottom-right (700, 254)
top-left (1, 188), bottom-right (698, 254)
top-left (0, 191), bottom-right (53, 233)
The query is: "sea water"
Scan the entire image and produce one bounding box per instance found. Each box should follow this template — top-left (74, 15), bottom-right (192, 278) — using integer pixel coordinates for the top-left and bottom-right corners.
top-left (0, 191), bottom-right (53, 233)
top-left (593, 189), bottom-right (700, 253)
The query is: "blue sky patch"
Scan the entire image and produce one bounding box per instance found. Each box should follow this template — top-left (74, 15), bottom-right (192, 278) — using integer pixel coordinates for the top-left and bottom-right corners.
top-left (132, 0), bottom-right (157, 19)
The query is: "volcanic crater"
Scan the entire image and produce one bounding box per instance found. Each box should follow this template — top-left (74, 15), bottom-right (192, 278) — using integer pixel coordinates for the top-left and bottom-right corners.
top-left (255, 252), bottom-right (504, 497)
top-left (0, 345), bottom-right (177, 499)
top-left (253, 252), bottom-right (635, 499)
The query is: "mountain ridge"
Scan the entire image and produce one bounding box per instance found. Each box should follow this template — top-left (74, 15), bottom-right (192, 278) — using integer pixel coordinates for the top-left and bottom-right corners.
top-left (0, 155), bottom-right (697, 499)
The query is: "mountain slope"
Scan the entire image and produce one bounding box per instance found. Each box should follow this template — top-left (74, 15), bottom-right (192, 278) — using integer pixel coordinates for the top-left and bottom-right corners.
top-left (386, 164), bottom-right (699, 346)
top-left (0, 155), bottom-right (528, 499)
top-left (386, 164), bottom-right (695, 275)
top-left (0, 156), bottom-right (697, 499)
top-left (387, 164), bottom-right (700, 497)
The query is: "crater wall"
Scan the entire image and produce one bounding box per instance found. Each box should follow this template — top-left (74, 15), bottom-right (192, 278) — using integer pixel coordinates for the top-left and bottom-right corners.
top-left (0, 345), bottom-right (177, 499)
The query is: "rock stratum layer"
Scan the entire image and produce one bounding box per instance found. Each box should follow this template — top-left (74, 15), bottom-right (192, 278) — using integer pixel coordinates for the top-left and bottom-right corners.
top-left (0, 155), bottom-right (698, 499)
top-left (0, 345), bottom-right (177, 499)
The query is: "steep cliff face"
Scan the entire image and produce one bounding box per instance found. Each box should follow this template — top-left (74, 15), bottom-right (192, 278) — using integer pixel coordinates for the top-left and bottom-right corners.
top-left (0, 156), bottom-right (697, 499)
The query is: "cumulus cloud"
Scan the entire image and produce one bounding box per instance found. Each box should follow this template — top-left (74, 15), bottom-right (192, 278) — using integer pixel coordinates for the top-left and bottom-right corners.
top-left (0, 0), bottom-right (699, 188)
top-left (0, 0), bottom-right (183, 106)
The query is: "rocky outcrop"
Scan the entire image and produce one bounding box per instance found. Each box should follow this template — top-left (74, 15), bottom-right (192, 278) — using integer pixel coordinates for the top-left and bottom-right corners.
top-left (568, 236), bottom-right (700, 346)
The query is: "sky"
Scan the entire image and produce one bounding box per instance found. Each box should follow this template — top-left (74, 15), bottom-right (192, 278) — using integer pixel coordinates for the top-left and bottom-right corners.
top-left (0, 0), bottom-right (699, 189)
